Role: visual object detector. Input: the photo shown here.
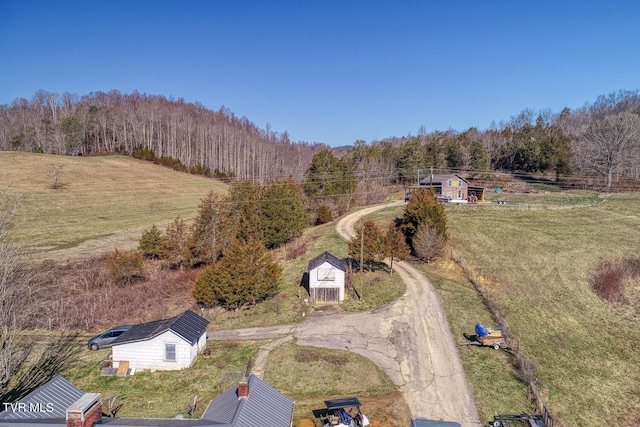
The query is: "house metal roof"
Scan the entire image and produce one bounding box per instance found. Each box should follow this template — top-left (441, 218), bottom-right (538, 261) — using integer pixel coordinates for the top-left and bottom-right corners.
top-left (0, 376), bottom-right (83, 420)
top-left (419, 173), bottom-right (468, 186)
top-left (307, 251), bottom-right (347, 272)
top-left (112, 310), bottom-right (209, 347)
top-left (0, 375), bottom-right (293, 427)
top-left (201, 375), bottom-right (294, 427)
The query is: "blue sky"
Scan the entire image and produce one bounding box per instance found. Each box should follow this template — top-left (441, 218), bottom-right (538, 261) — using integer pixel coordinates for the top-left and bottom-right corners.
top-left (1, 1), bottom-right (638, 147)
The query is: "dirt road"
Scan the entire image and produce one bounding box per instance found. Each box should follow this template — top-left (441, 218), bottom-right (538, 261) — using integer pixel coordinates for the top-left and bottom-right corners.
top-left (209, 201), bottom-right (481, 426)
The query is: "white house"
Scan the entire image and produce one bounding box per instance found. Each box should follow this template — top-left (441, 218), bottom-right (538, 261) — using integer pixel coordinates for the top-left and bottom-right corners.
top-left (307, 251), bottom-right (348, 303)
top-left (111, 310), bottom-right (209, 372)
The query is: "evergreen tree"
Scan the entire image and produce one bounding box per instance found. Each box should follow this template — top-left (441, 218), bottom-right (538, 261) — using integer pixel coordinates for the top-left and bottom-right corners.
top-left (261, 177), bottom-right (308, 248)
top-left (303, 149), bottom-right (356, 197)
top-left (303, 149), bottom-right (356, 216)
top-left (385, 221), bottom-right (410, 275)
top-left (348, 218), bottom-right (385, 272)
top-left (228, 181), bottom-right (263, 243)
top-left (193, 238), bottom-right (281, 310)
top-left (401, 188), bottom-right (448, 252)
top-left (188, 191), bottom-right (232, 266)
top-left (159, 216), bottom-right (190, 268)
top-left (138, 224), bottom-right (163, 258)
top-left (107, 249), bottom-right (144, 286)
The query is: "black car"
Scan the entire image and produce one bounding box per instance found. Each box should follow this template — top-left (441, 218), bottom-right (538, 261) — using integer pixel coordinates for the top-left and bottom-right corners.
top-left (87, 325), bottom-right (132, 350)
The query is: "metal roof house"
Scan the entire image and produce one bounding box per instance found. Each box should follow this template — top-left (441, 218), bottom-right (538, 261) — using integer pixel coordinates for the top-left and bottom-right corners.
top-left (0, 374), bottom-right (294, 427)
top-left (405, 173), bottom-right (484, 203)
top-left (0, 376), bottom-right (84, 421)
top-left (201, 374), bottom-right (294, 427)
top-left (307, 251), bottom-right (348, 304)
top-left (111, 310), bottom-right (209, 373)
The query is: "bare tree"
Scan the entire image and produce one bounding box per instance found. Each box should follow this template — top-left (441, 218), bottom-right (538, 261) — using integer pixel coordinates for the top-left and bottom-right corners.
top-left (46, 163), bottom-right (64, 189)
top-left (413, 225), bottom-right (445, 264)
top-left (580, 112), bottom-right (640, 189)
top-left (0, 192), bottom-right (30, 395)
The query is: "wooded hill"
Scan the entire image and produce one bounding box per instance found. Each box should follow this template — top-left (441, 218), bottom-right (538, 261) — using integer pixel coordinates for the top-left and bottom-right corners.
top-left (1, 89), bottom-right (639, 190)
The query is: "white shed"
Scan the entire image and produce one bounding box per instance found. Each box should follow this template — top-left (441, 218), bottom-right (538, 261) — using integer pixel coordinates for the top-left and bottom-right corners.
top-left (307, 251), bottom-right (348, 303)
top-left (111, 310), bottom-right (209, 372)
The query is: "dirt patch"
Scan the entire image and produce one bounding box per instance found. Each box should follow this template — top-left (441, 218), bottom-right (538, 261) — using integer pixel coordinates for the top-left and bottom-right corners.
top-left (309, 304), bottom-right (340, 316)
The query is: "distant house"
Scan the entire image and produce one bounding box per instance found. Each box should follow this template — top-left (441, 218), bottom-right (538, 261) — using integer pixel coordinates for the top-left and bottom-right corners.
top-left (0, 374), bottom-right (294, 427)
top-left (405, 173), bottom-right (484, 203)
top-left (111, 310), bottom-right (209, 372)
top-left (307, 251), bottom-right (348, 304)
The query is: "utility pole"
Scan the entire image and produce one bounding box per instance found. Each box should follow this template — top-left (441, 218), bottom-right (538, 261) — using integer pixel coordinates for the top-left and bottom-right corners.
top-left (360, 217), bottom-right (364, 300)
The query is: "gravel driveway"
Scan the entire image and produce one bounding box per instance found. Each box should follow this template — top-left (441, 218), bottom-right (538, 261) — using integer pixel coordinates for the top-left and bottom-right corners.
top-left (209, 201), bottom-right (481, 426)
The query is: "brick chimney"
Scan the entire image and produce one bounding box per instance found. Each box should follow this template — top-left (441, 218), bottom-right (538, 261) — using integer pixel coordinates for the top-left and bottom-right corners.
top-left (237, 377), bottom-right (249, 399)
top-left (66, 393), bottom-right (102, 427)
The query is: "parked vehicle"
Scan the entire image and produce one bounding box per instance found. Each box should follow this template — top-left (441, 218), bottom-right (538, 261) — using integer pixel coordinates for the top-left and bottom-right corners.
top-left (87, 325), bottom-right (132, 350)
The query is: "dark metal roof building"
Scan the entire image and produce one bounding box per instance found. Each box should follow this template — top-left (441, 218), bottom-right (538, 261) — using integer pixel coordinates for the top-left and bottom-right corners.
top-left (307, 251), bottom-right (347, 272)
top-left (112, 310), bottom-right (209, 346)
top-left (201, 375), bottom-right (294, 427)
top-left (0, 376), bottom-right (83, 420)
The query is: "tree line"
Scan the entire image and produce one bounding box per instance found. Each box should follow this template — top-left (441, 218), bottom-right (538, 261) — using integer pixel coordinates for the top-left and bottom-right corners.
top-left (0, 90), bottom-right (326, 183)
top-left (2, 89), bottom-right (640, 190)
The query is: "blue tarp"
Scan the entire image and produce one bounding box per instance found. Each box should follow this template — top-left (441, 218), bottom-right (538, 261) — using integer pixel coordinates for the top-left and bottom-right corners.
top-left (475, 323), bottom-right (489, 337)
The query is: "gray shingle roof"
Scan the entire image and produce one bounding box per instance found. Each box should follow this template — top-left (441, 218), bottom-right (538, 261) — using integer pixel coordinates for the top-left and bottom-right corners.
top-left (112, 310), bottom-right (209, 347)
top-left (0, 376), bottom-right (83, 420)
top-left (307, 251), bottom-right (347, 272)
top-left (201, 375), bottom-right (294, 427)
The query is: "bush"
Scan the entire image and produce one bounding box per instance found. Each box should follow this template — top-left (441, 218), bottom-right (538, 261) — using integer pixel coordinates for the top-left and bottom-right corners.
top-left (107, 250), bottom-right (144, 286)
top-left (316, 205), bottom-right (333, 225)
top-left (138, 225), bottom-right (163, 258)
top-left (193, 238), bottom-right (282, 310)
top-left (591, 256), bottom-right (640, 303)
top-left (132, 146), bottom-right (156, 161)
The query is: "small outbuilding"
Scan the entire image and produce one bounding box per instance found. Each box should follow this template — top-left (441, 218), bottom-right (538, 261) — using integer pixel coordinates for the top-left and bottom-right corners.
top-left (111, 310), bottom-right (209, 372)
top-left (307, 251), bottom-right (348, 304)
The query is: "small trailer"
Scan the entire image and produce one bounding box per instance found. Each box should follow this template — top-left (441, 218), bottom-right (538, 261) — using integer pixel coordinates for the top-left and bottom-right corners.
top-left (461, 323), bottom-right (509, 350)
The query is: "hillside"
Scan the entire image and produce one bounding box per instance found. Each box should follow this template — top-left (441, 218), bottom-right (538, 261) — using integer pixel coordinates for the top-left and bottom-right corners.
top-left (0, 152), bottom-right (228, 262)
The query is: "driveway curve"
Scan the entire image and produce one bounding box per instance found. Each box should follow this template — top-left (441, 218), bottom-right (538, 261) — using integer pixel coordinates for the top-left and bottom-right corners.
top-left (209, 201), bottom-right (481, 426)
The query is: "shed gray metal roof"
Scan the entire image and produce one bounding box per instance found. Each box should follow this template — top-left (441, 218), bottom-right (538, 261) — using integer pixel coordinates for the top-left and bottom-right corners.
top-left (201, 375), bottom-right (294, 427)
top-left (307, 251), bottom-right (347, 272)
top-left (112, 310), bottom-right (209, 347)
top-left (0, 376), bottom-right (83, 420)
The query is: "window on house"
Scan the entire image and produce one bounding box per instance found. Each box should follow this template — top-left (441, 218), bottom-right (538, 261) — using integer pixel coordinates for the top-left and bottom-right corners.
top-left (448, 180), bottom-right (452, 186)
top-left (317, 267), bottom-right (335, 281)
top-left (165, 343), bottom-right (176, 361)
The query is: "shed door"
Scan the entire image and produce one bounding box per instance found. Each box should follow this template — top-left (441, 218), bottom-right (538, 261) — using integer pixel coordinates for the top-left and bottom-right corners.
top-left (312, 287), bottom-right (340, 304)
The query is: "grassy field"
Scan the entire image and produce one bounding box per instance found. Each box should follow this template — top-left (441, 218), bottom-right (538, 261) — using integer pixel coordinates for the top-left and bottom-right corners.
top-left (363, 193), bottom-right (640, 426)
top-left (444, 193), bottom-right (640, 426)
top-left (0, 152), bottom-right (227, 263)
top-left (9, 153), bottom-right (638, 425)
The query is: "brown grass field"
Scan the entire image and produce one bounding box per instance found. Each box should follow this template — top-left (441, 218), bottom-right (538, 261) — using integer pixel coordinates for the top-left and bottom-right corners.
top-left (0, 152), bottom-right (227, 263)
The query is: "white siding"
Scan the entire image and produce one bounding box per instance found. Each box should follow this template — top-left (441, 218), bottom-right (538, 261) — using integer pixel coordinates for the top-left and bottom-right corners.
top-left (112, 330), bottom-right (197, 371)
top-left (309, 261), bottom-right (345, 302)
